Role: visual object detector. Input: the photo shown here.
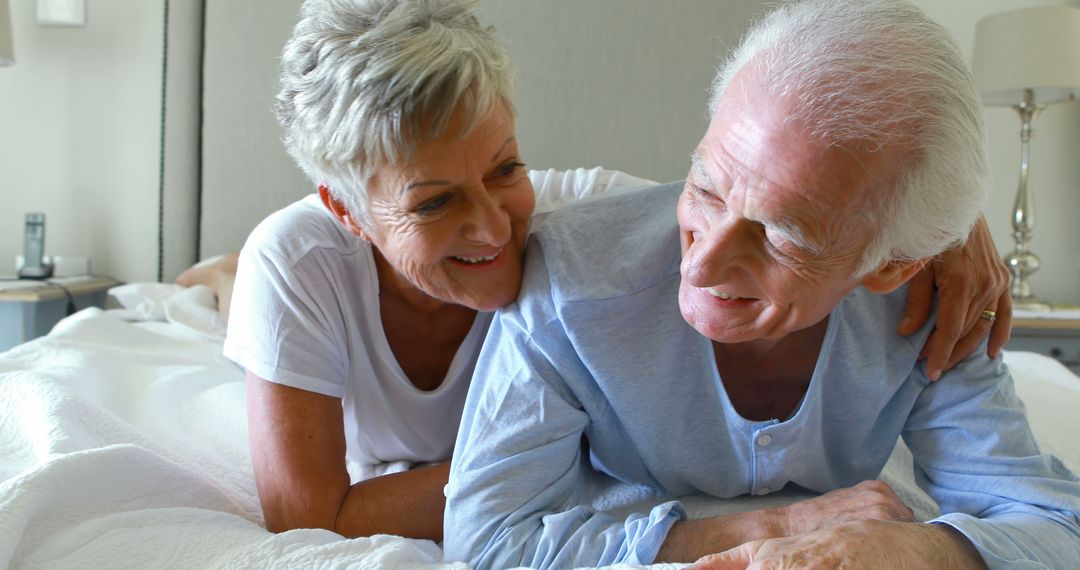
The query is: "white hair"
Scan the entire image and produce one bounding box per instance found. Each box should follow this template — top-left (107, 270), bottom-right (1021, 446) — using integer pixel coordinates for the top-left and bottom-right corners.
top-left (277, 0), bottom-right (515, 224)
top-left (710, 0), bottom-right (988, 276)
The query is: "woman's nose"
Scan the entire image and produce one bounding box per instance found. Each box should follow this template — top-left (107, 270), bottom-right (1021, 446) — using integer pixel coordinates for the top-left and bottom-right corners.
top-left (463, 186), bottom-right (512, 245)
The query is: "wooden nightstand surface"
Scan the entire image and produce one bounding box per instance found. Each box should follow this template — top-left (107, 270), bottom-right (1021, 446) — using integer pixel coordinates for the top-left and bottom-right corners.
top-left (1008, 311), bottom-right (1080, 375)
top-left (1013, 318), bottom-right (1080, 332)
top-left (0, 276), bottom-right (122, 352)
top-left (0, 276), bottom-right (120, 303)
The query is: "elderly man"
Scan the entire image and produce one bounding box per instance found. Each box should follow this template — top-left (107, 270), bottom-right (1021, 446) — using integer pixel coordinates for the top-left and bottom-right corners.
top-left (443, 1), bottom-right (1080, 568)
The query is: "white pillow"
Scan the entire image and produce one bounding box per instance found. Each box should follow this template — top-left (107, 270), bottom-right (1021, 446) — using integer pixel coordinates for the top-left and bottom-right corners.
top-left (108, 283), bottom-right (226, 341)
top-left (1005, 350), bottom-right (1080, 470)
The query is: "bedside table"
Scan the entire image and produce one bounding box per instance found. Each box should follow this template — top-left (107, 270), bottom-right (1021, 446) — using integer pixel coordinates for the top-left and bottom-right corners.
top-left (1007, 314), bottom-right (1080, 376)
top-left (0, 276), bottom-right (120, 353)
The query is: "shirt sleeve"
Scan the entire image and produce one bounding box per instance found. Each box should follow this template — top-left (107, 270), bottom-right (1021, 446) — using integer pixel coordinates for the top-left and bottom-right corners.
top-left (902, 346), bottom-right (1080, 569)
top-left (529, 167), bottom-right (658, 213)
top-left (443, 244), bottom-right (684, 570)
top-left (222, 241), bottom-right (348, 398)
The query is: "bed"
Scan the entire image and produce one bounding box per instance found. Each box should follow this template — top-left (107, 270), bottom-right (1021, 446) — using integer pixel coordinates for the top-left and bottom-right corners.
top-left (1, 287), bottom-right (1078, 569)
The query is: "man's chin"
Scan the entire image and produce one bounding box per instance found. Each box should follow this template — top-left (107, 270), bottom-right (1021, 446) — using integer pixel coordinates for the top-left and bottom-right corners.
top-left (697, 326), bottom-right (756, 345)
top-left (680, 305), bottom-right (726, 342)
top-left (679, 305), bottom-right (765, 345)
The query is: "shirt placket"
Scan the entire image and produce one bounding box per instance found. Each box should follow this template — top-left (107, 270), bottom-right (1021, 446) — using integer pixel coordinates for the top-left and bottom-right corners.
top-left (749, 420), bottom-right (780, 495)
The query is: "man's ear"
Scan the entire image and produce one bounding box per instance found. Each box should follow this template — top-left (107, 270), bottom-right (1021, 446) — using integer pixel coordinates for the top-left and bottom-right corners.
top-left (860, 258), bottom-right (927, 294)
top-left (318, 185), bottom-right (368, 240)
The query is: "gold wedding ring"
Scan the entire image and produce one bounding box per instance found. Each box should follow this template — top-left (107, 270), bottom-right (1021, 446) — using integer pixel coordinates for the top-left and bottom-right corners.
top-left (979, 309), bottom-right (996, 322)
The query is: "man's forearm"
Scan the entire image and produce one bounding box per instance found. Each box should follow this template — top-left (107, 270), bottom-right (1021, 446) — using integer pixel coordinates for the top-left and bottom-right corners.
top-left (655, 508), bottom-right (784, 563)
top-left (922, 524), bottom-right (987, 570)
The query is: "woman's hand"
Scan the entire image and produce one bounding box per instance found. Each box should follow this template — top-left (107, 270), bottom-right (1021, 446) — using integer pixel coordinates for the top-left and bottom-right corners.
top-left (690, 520), bottom-right (986, 570)
top-left (899, 217), bottom-right (1011, 381)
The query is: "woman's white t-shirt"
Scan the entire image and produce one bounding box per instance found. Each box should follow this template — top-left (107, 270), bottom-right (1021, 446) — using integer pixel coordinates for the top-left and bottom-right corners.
top-left (223, 168), bottom-right (655, 481)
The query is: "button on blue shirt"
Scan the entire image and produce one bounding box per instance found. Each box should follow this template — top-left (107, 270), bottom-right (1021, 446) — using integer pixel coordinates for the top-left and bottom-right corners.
top-left (444, 183), bottom-right (1080, 570)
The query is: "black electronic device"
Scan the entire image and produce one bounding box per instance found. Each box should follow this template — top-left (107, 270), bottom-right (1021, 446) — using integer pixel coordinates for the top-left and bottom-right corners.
top-left (18, 212), bottom-right (53, 280)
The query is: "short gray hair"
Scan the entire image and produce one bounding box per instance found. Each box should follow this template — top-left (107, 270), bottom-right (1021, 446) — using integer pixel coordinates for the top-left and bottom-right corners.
top-left (277, 0), bottom-right (515, 224)
top-left (710, 0), bottom-right (988, 276)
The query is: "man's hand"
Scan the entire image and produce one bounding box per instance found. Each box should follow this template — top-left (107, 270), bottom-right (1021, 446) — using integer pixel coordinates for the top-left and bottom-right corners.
top-left (655, 481), bottom-right (912, 564)
top-left (899, 217), bottom-right (1011, 381)
top-left (775, 480), bottom-right (913, 537)
top-left (689, 520), bottom-right (986, 570)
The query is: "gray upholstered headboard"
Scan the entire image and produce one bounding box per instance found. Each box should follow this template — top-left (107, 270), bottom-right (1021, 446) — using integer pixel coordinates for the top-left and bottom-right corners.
top-left (198, 1), bottom-right (1080, 309)
top-left (197, 0), bottom-right (766, 258)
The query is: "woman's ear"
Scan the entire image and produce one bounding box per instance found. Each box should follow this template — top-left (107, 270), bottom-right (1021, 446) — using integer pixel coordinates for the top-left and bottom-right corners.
top-left (318, 186), bottom-right (369, 240)
top-left (860, 259), bottom-right (927, 294)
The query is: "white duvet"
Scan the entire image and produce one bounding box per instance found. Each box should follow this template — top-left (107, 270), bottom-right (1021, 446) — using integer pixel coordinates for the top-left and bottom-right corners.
top-left (1, 307), bottom-right (1078, 569)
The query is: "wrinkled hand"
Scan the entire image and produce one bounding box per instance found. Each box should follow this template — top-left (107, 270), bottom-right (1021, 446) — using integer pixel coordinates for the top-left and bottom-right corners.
top-left (899, 217), bottom-right (1011, 381)
top-left (775, 480), bottom-right (913, 537)
top-left (689, 520), bottom-right (985, 570)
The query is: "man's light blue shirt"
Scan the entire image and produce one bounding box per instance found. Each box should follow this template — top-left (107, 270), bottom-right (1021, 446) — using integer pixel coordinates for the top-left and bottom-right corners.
top-left (444, 183), bottom-right (1080, 569)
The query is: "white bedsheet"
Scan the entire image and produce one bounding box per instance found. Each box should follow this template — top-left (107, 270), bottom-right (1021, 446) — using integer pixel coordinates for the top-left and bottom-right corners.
top-left (0, 308), bottom-right (1077, 569)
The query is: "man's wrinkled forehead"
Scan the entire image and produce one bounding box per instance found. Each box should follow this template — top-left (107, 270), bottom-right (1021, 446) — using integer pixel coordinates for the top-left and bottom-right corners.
top-left (689, 149), bottom-right (830, 257)
top-left (692, 89), bottom-right (886, 254)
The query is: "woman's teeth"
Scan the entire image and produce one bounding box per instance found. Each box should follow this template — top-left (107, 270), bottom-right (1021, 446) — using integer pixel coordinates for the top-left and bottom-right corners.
top-left (454, 249), bottom-right (502, 264)
top-left (706, 288), bottom-right (744, 300)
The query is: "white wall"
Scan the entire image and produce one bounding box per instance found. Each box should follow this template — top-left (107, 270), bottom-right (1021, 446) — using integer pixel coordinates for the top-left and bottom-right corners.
top-left (0, 0), bottom-right (160, 282)
top-left (0, 0), bottom-right (200, 283)
top-left (912, 0), bottom-right (1080, 306)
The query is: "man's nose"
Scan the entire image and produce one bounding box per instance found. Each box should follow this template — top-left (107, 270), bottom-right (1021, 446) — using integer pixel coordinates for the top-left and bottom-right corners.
top-left (683, 217), bottom-right (755, 286)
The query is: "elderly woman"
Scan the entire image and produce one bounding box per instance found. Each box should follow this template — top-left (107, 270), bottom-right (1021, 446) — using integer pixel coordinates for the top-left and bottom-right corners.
top-left (220, 0), bottom-right (655, 541)
top-left (443, 1), bottom-right (1080, 568)
top-left (218, 0), bottom-right (1011, 543)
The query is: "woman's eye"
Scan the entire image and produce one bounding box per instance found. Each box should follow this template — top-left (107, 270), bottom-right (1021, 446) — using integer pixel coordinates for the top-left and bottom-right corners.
top-left (496, 161), bottom-right (526, 178)
top-left (415, 194), bottom-right (451, 216)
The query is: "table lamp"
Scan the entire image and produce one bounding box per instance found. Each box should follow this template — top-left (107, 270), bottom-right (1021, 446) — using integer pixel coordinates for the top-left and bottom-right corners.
top-left (0, 0), bottom-right (14, 66)
top-left (972, 6), bottom-right (1080, 311)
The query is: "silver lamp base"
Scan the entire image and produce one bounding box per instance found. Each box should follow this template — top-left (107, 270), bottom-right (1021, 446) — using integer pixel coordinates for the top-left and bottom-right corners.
top-left (1005, 90), bottom-right (1053, 313)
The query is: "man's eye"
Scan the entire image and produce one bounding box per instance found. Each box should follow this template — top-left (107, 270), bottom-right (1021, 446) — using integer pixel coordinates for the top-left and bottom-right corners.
top-left (415, 194), bottom-right (451, 216)
top-left (765, 236), bottom-right (790, 256)
top-left (693, 184), bottom-right (722, 203)
top-left (763, 237), bottom-right (795, 262)
top-left (763, 228), bottom-right (803, 260)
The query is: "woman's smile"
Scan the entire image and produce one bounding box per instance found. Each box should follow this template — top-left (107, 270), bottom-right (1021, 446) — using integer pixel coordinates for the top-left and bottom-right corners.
top-left (448, 247), bottom-right (507, 269)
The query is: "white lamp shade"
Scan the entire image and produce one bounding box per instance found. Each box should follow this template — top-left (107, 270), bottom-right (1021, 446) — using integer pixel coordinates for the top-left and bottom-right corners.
top-left (0, 0), bottom-right (14, 66)
top-left (972, 6), bottom-right (1080, 106)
